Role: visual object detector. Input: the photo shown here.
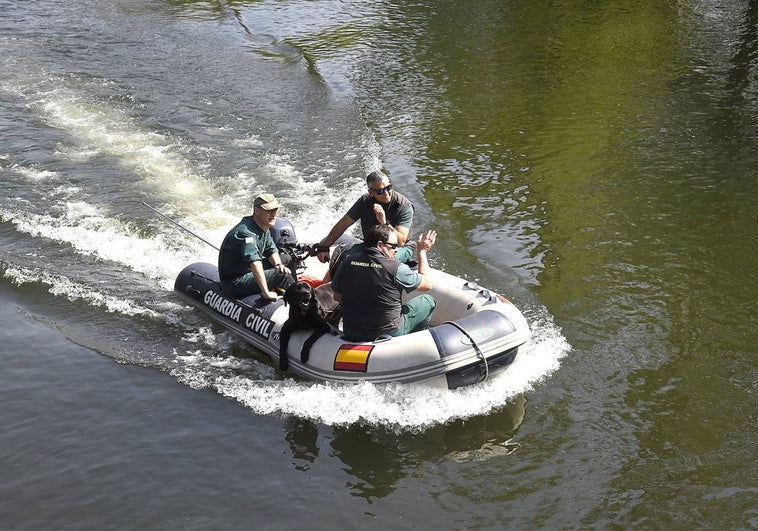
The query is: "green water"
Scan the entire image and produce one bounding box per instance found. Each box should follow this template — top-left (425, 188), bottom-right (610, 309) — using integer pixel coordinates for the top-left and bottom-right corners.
top-left (359, 2), bottom-right (758, 525)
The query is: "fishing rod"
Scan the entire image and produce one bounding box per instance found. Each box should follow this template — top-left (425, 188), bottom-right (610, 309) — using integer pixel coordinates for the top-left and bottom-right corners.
top-left (142, 201), bottom-right (219, 251)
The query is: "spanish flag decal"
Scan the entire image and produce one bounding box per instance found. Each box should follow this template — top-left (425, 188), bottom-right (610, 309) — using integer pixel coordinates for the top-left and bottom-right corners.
top-left (334, 343), bottom-right (373, 372)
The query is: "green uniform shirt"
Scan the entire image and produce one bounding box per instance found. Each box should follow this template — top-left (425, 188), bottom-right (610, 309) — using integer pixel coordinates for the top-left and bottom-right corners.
top-left (218, 216), bottom-right (277, 281)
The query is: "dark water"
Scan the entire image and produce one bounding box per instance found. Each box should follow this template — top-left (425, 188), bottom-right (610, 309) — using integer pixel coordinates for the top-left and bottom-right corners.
top-left (1, 0), bottom-right (756, 528)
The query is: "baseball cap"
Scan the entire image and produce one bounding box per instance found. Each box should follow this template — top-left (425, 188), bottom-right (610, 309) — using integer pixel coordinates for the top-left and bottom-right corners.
top-left (253, 193), bottom-right (281, 211)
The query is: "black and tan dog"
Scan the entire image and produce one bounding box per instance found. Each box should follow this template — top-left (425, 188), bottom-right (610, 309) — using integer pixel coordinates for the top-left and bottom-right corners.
top-left (279, 281), bottom-right (332, 371)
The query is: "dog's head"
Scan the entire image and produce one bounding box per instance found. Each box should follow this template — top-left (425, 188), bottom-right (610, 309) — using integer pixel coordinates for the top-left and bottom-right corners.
top-left (283, 281), bottom-right (317, 317)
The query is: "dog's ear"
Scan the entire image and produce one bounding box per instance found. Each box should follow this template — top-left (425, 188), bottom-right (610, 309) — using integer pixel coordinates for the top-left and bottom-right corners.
top-left (282, 283), bottom-right (298, 307)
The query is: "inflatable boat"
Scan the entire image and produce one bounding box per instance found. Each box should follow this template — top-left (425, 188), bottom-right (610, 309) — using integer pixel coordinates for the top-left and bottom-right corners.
top-left (173, 221), bottom-right (531, 389)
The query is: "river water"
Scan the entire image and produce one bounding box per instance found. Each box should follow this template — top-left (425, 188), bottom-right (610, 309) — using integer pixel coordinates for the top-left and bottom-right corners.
top-left (1, 0), bottom-right (756, 529)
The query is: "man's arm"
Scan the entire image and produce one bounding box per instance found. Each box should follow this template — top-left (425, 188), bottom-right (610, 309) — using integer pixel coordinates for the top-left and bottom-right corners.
top-left (413, 230), bottom-right (437, 291)
top-left (374, 203), bottom-right (412, 245)
top-left (267, 251), bottom-right (290, 275)
top-left (392, 224), bottom-right (410, 246)
top-left (250, 260), bottom-right (279, 300)
top-left (317, 214), bottom-right (356, 263)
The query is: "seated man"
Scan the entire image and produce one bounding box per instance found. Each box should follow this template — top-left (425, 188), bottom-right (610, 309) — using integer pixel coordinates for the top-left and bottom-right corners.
top-left (316, 170), bottom-right (415, 275)
top-left (218, 193), bottom-right (294, 300)
top-left (331, 224), bottom-right (437, 342)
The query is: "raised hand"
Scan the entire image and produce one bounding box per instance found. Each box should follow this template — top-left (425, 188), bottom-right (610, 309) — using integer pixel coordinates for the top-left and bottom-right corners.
top-left (417, 230), bottom-right (437, 252)
top-left (373, 203), bottom-right (387, 224)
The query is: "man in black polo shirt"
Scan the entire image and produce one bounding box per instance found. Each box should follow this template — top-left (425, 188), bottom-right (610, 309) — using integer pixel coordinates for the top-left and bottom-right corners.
top-left (331, 224), bottom-right (437, 342)
top-left (315, 170), bottom-right (415, 268)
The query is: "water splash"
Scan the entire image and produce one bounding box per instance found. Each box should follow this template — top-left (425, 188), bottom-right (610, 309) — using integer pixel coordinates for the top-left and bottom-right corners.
top-left (169, 312), bottom-right (570, 429)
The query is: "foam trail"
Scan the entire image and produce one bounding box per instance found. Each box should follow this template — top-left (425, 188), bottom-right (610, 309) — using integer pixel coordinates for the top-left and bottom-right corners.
top-left (8, 73), bottom-right (234, 232)
top-left (2, 266), bottom-right (183, 322)
top-left (26, 77), bottom-right (355, 246)
top-left (0, 203), bottom-right (206, 289)
top-left (5, 69), bottom-right (381, 247)
top-left (41, 89), bottom-right (208, 197)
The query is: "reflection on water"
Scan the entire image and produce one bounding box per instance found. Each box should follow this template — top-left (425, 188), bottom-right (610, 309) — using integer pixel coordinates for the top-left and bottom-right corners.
top-left (283, 395), bottom-right (526, 501)
top-left (441, 395), bottom-right (526, 463)
top-left (330, 425), bottom-right (406, 501)
top-left (284, 417), bottom-right (321, 472)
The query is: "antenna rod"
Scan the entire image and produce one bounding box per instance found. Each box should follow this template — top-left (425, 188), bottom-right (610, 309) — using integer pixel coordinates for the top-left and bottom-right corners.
top-left (142, 202), bottom-right (219, 251)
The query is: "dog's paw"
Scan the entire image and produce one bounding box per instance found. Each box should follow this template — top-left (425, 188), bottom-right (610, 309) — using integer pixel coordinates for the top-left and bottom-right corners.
top-left (279, 354), bottom-right (289, 371)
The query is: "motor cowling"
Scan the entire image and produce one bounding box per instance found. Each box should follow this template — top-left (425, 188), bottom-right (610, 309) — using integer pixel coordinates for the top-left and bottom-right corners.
top-left (271, 217), bottom-right (297, 246)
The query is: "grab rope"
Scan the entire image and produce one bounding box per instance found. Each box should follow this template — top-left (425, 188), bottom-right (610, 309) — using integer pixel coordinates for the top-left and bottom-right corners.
top-left (444, 321), bottom-right (490, 383)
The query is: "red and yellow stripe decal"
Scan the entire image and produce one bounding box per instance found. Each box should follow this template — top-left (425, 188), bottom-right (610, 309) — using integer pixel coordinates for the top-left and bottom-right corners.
top-left (334, 343), bottom-right (373, 372)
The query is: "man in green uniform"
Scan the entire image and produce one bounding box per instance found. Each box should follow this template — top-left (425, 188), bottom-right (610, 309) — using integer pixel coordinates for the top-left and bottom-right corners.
top-left (218, 193), bottom-right (294, 300)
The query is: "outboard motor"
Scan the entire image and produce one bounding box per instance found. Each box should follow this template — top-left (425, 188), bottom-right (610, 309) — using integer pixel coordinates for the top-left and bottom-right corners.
top-left (271, 217), bottom-right (297, 246)
top-left (271, 217), bottom-right (307, 276)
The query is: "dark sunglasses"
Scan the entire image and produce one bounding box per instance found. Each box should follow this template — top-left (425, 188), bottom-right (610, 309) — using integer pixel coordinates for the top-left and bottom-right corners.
top-left (370, 184), bottom-right (393, 195)
top-left (383, 241), bottom-right (399, 249)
